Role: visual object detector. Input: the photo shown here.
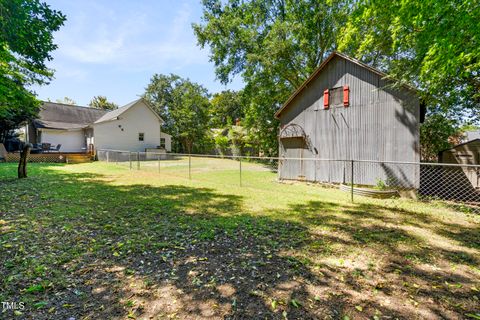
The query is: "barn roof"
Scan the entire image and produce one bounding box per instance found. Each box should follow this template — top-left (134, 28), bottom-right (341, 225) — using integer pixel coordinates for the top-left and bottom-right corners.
top-left (274, 52), bottom-right (416, 119)
top-left (34, 102), bottom-right (107, 130)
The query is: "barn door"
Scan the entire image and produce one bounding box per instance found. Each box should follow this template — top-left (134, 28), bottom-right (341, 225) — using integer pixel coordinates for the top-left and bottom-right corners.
top-left (281, 138), bottom-right (305, 180)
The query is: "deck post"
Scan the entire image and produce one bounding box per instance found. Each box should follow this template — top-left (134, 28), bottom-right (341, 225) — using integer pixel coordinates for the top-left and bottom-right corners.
top-left (351, 160), bottom-right (354, 203)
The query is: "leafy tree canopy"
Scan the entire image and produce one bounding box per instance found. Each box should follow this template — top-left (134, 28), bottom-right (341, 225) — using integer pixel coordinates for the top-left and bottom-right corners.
top-left (420, 114), bottom-right (462, 161)
top-left (0, 0), bottom-right (65, 142)
top-left (89, 95), bottom-right (118, 110)
top-left (210, 90), bottom-right (245, 127)
top-left (143, 74), bottom-right (211, 153)
top-left (339, 0), bottom-right (480, 122)
top-left (194, 0), bottom-right (351, 155)
top-left (195, 0), bottom-right (479, 155)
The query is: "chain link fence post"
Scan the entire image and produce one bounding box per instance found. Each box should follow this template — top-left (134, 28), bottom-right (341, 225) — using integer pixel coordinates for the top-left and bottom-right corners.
top-left (158, 153), bottom-right (161, 173)
top-left (239, 156), bottom-right (242, 187)
top-left (106, 151), bottom-right (109, 163)
top-left (351, 160), bottom-right (354, 203)
top-left (129, 152), bottom-right (132, 170)
top-left (137, 152), bottom-right (140, 170)
top-left (188, 154), bottom-right (191, 180)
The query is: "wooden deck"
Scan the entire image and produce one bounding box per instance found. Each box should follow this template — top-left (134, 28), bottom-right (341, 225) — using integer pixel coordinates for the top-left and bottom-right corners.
top-left (4, 152), bottom-right (93, 163)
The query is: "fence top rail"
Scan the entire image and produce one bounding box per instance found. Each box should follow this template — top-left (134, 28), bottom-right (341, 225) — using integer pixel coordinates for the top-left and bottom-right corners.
top-left (96, 149), bottom-right (480, 168)
top-left (97, 149), bottom-right (133, 153)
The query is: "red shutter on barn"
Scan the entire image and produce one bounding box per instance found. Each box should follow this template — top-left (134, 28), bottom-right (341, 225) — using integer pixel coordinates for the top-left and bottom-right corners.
top-left (343, 86), bottom-right (349, 107)
top-left (323, 89), bottom-right (329, 109)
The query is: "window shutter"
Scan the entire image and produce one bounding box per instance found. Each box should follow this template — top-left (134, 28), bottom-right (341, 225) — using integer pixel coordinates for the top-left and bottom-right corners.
top-left (343, 86), bottom-right (349, 107)
top-left (323, 89), bottom-right (329, 109)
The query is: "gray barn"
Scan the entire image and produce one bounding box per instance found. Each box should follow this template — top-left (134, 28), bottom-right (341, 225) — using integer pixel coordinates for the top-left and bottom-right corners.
top-left (275, 52), bottom-right (421, 187)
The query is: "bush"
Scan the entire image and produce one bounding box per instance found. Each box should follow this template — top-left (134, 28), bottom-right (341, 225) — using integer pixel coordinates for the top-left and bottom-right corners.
top-left (214, 135), bottom-right (230, 156)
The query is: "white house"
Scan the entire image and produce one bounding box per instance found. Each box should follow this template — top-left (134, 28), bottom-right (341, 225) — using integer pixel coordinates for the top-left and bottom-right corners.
top-left (26, 98), bottom-right (172, 153)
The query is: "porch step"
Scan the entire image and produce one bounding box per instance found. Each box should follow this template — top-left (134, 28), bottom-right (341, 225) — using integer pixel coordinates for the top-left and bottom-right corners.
top-left (66, 154), bottom-right (92, 164)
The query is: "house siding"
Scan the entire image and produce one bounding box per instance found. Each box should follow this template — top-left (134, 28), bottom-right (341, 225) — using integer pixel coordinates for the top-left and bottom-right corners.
top-left (278, 55), bottom-right (420, 187)
top-left (93, 100), bottom-right (161, 152)
top-left (40, 129), bottom-right (85, 152)
top-left (160, 132), bottom-right (172, 152)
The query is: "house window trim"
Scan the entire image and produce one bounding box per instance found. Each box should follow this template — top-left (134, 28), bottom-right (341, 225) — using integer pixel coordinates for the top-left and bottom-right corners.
top-left (160, 137), bottom-right (166, 149)
top-left (138, 132), bottom-right (145, 142)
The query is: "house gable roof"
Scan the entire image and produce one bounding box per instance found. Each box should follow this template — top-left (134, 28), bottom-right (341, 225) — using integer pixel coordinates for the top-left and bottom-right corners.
top-left (94, 98), bottom-right (164, 124)
top-left (274, 52), bottom-right (416, 119)
top-left (34, 102), bottom-right (108, 130)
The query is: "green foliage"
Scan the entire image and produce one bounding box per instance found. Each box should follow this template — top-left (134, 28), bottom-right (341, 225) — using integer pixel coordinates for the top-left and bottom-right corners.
top-left (212, 125), bottom-right (255, 156)
top-left (214, 134), bottom-right (229, 156)
top-left (460, 124), bottom-right (480, 134)
top-left (196, 0), bottom-right (479, 156)
top-left (194, 0), bottom-right (351, 156)
top-left (55, 97), bottom-right (77, 105)
top-left (0, 0), bottom-right (65, 142)
top-left (339, 0), bottom-right (480, 122)
top-left (143, 74), bottom-right (211, 153)
top-left (210, 90), bottom-right (244, 127)
top-left (375, 179), bottom-right (388, 191)
top-left (420, 114), bottom-right (462, 161)
top-left (228, 125), bottom-right (250, 156)
top-left (88, 96), bottom-right (118, 110)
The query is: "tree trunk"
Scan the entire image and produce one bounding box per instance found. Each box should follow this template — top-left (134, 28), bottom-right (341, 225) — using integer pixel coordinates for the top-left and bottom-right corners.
top-left (18, 144), bottom-right (31, 179)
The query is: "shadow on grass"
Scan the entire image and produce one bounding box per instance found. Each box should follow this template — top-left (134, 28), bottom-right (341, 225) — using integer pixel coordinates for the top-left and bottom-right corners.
top-left (282, 200), bottom-right (479, 318)
top-left (0, 165), bottom-right (478, 319)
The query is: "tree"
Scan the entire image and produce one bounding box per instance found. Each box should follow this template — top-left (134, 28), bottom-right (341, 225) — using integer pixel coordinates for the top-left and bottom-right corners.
top-left (210, 90), bottom-right (244, 127)
top-left (420, 114), bottom-right (462, 161)
top-left (55, 97), bottom-right (77, 105)
top-left (143, 74), bottom-right (211, 153)
top-left (195, 0), bottom-right (480, 156)
top-left (89, 96), bottom-right (118, 110)
top-left (194, 0), bottom-right (351, 155)
top-left (0, 0), bottom-right (65, 143)
top-left (338, 0), bottom-right (480, 122)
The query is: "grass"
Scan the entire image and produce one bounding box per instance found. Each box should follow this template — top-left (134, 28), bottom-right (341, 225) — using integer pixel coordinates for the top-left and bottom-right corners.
top-left (0, 160), bottom-right (479, 319)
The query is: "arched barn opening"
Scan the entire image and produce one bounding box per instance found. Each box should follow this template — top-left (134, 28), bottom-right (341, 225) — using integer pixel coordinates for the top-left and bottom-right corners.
top-left (278, 123), bottom-right (313, 180)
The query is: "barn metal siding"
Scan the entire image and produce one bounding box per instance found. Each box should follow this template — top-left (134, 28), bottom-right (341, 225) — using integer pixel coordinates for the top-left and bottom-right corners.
top-left (278, 55), bottom-right (420, 187)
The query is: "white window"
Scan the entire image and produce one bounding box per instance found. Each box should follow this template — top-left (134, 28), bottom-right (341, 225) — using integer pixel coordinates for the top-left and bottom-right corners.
top-left (138, 133), bottom-right (144, 141)
top-left (160, 138), bottom-right (166, 149)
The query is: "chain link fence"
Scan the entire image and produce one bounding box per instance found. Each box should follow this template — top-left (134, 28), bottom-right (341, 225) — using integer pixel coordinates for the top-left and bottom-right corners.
top-left (97, 149), bottom-right (480, 214)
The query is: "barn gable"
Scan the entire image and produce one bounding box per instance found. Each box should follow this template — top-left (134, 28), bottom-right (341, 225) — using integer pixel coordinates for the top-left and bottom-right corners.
top-left (276, 52), bottom-right (420, 186)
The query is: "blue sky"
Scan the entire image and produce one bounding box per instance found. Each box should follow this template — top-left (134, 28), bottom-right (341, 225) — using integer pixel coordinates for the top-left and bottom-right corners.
top-left (33, 0), bottom-right (243, 106)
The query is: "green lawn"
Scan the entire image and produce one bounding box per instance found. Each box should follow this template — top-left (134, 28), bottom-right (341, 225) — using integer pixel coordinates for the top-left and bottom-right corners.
top-left (0, 161), bottom-right (479, 319)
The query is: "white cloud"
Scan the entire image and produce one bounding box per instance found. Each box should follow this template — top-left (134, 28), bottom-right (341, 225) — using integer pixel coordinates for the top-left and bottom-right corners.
top-left (54, 1), bottom-right (207, 71)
